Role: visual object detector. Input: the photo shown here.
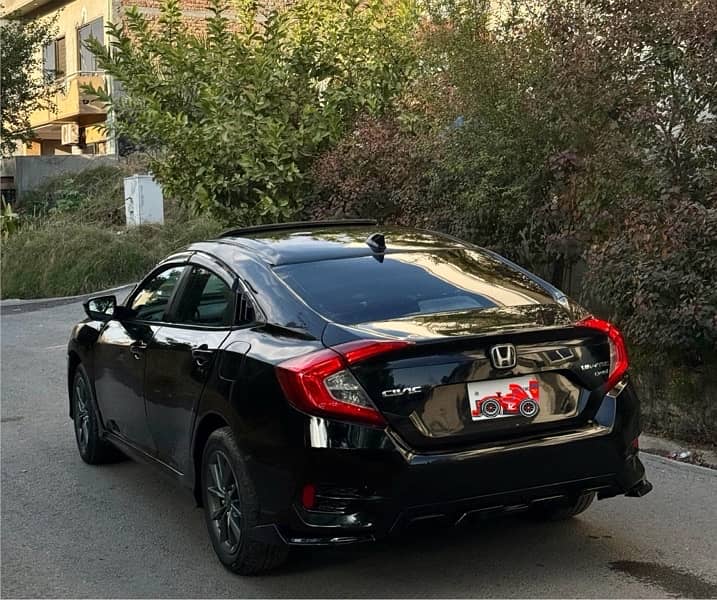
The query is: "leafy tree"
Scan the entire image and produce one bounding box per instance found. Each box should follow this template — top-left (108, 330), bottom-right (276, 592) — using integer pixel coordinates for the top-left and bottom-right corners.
top-left (313, 0), bottom-right (717, 362)
top-left (86, 0), bottom-right (418, 223)
top-left (0, 9), bottom-right (57, 155)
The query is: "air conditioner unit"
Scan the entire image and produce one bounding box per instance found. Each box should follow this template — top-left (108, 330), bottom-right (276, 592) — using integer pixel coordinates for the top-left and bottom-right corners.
top-left (61, 123), bottom-right (80, 145)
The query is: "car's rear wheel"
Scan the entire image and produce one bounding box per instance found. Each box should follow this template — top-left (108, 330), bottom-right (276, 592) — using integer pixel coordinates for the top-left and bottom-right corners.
top-left (72, 365), bottom-right (122, 464)
top-left (529, 492), bottom-right (595, 521)
top-left (201, 427), bottom-right (288, 575)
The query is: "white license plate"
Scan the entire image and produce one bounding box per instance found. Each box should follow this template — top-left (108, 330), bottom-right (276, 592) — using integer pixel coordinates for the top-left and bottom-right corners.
top-left (467, 376), bottom-right (541, 421)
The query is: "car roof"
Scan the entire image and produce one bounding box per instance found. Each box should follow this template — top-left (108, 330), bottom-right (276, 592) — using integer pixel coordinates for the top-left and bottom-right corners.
top-left (199, 221), bottom-right (470, 267)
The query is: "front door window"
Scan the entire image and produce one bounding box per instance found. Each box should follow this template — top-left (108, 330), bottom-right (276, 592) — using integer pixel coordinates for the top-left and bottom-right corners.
top-left (129, 266), bottom-right (186, 322)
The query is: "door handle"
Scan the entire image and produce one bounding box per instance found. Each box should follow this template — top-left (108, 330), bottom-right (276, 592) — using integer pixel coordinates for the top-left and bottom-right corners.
top-left (130, 341), bottom-right (147, 360)
top-left (192, 346), bottom-right (216, 368)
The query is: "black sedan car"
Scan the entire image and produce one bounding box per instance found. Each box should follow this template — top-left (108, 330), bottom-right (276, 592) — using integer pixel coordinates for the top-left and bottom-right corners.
top-left (68, 220), bottom-right (652, 574)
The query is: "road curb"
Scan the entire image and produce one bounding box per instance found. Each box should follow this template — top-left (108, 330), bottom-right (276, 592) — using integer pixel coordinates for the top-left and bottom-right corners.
top-left (641, 451), bottom-right (717, 476)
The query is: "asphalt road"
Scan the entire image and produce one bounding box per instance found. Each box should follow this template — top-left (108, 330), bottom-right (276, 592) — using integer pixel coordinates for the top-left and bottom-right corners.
top-left (2, 295), bottom-right (716, 598)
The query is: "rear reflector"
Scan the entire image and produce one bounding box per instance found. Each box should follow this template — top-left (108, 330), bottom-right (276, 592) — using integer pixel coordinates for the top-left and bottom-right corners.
top-left (577, 316), bottom-right (629, 390)
top-left (301, 483), bottom-right (316, 509)
top-left (275, 340), bottom-right (411, 427)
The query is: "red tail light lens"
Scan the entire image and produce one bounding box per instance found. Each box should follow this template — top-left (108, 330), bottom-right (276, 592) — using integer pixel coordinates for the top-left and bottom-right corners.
top-left (577, 316), bottom-right (629, 390)
top-left (275, 340), bottom-right (412, 427)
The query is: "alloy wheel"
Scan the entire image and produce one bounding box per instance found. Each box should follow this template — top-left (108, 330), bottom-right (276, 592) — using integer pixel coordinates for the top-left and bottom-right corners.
top-left (74, 378), bottom-right (90, 452)
top-left (205, 450), bottom-right (242, 554)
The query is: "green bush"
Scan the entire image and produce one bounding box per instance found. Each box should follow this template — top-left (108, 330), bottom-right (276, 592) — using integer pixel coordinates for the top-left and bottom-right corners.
top-left (585, 200), bottom-right (717, 366)
top-left (20, 165), bottom-right (127, 225)
top-left (86, 0), bottom-right (419, 224)
top-left (0, 218), bottom-right (223, 299)
top-left (308, 0), bottom-right (717, 444)
top-left (1, 152), bottom-right (227, 299)
top-left (312, 0), bottom-right (717, 359)
top-left (307, 116), bottom-right (441, 223)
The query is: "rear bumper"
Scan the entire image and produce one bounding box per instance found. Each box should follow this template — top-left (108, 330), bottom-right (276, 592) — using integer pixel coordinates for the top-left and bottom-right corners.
top-left (247, 381), bottom-right (651, 546)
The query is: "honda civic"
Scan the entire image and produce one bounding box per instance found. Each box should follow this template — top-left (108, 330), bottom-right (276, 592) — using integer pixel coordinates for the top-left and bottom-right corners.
top-left (67, 220), bottom-right (652, 574)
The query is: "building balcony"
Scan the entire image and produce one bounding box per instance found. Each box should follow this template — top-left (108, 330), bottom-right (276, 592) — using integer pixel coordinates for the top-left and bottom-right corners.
top-left (29, 72), bottom-right (108, 130)
top-left (1, 0), bottom-right (55, 17)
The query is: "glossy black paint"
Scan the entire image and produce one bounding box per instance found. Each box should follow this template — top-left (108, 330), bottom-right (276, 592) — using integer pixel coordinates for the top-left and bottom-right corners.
top-left (94, 318), bottom-right (158, 450)
top-left (67, 222), bottom-right (651, 548)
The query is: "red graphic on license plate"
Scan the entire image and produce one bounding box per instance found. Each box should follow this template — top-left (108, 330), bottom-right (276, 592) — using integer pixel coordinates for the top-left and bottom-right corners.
top-left (471, 378), bottom-right (540, 419)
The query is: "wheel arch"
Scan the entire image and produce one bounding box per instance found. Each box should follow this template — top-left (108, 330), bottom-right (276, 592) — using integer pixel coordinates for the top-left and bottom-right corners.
top-left (67, 350), bottom-right (82, 419)
top-left (192, 411), bottom-right (230, 505)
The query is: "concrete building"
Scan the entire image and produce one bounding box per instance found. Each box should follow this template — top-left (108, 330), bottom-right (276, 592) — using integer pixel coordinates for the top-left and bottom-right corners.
top-left (5, 0), bottom-right (112, 156)
top-left (2, 0), bottom-right (219, 158)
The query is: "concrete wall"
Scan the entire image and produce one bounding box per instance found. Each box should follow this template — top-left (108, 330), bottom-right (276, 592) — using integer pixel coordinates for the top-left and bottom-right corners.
top-left (1, 155), bottom-right (118, 202)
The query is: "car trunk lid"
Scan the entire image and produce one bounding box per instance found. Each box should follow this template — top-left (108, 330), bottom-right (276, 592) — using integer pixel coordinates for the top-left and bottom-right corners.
top-left (329, 311), bottom-right (611, 451)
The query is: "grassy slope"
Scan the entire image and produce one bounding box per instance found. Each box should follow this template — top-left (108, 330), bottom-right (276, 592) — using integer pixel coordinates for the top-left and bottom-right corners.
top-left (1, 220), bottom-right (222, 298)
top-left (1, 166), bottom-right (224, 299)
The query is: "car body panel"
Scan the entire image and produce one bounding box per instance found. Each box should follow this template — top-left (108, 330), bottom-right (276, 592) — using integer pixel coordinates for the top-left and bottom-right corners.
top-left (93, 319), bottom-right (158, 451)
top-left (346, 325), bottom-right (611, 450)
top-left (145, 325), bottom-right (232, 470)
top-left (66, 221), bottom-right (651, 548)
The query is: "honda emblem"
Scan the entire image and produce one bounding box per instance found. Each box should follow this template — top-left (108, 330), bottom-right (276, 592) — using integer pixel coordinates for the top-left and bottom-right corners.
top-left (490, 344), bottom-right (517, 369)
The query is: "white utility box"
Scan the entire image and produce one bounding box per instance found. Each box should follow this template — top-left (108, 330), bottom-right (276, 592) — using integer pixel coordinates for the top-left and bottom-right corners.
top-left (124, 175), bottom-right (164, 226)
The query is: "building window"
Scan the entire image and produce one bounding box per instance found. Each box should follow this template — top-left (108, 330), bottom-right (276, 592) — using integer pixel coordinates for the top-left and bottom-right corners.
top-left (78, 18), bottom-right (104, 72)
top-left (43, 36), bottom-right (66, 80)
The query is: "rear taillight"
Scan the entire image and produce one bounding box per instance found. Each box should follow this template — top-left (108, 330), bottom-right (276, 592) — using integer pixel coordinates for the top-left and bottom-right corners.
top-left (275, 340), bottom-right (411, 427)
top-left (577, 316), bottom-right (629, 390)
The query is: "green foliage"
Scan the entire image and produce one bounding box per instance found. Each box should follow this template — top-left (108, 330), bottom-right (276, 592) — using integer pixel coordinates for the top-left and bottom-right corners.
top-left (0, 9), bottom-right (57, 155)
top-left (307, 116), bottom-right (440, 223)
top-left (84, 0), bottom-right (418, 224)
top-left (313, 0), bottom-right (717, 363)
top-left (1, 200), bottom-right (20, 239)
top-left (585, 199), bottom-right (717, 363)
top-left (1, 166), bottom-right (224, 298)
top-left (0, 219), bottom-right (223, 299)
top-left (20, 165), bottom-right (127, 225)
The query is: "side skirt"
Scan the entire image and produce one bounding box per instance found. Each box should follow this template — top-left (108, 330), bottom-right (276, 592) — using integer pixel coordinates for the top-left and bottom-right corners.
top-left (104, 432), bottom-right (191, 488)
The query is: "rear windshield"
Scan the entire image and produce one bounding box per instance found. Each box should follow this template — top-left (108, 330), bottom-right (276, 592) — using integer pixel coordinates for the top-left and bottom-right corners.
top-left (274, 250), bottom-right (553, 325)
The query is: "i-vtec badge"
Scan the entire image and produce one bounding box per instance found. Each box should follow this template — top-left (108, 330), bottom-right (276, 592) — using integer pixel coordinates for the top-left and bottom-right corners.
top-left (381, 386), bottom-right (423, 398)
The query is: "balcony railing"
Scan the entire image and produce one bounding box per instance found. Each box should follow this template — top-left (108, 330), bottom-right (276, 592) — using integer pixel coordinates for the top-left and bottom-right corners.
top-left (29, 72), bottom-right (108, 129)
top-left (1, 0), bottom-right (56, 17)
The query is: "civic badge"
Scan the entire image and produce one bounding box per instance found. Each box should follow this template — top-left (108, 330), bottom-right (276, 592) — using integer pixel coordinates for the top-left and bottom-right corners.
top-left (489, 344), bottom-right (517, 369)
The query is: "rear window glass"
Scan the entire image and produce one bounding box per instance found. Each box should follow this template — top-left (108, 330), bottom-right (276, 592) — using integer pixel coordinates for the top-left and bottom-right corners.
top-left (274, 250), bottom-right (553, 325)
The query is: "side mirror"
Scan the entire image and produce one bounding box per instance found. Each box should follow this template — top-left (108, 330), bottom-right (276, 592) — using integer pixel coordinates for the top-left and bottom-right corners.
top-left (83, 295), bottom-right (117, 322)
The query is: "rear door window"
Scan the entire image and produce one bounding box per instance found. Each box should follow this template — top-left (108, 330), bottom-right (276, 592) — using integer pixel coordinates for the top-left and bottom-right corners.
top-left (273, 250), bottom-right (552, 325)
top-left (172, 266), bottom-right (235, 327)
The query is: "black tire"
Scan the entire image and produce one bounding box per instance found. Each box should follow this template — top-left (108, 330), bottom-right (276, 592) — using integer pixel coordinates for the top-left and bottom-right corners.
top-left (529, 492), bottom-right (596, 521)
top-left (201, 427), bottom-right (289, 575)
top-left (72, 365), bottom-right (123, 464)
